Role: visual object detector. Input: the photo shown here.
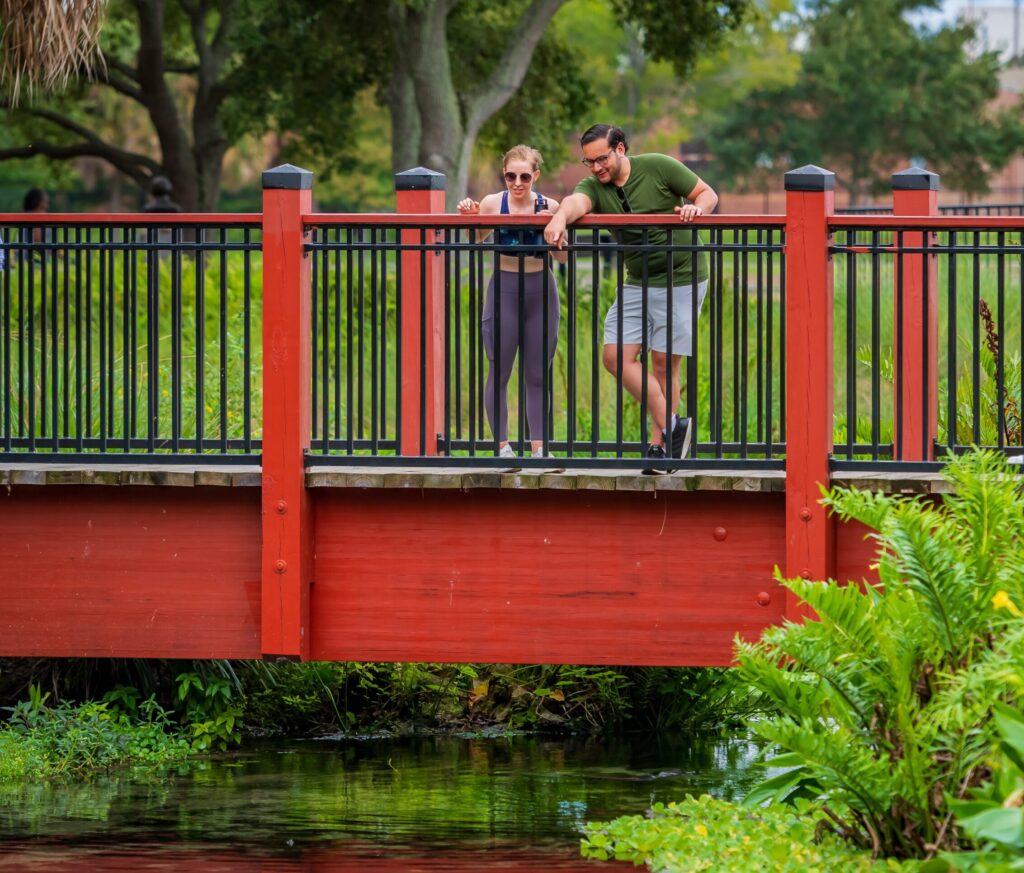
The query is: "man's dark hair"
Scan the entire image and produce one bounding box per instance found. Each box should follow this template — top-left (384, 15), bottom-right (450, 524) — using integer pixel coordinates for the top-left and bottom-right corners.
top-left (150, 175), bottom-right (173, 198)
top-left (580, 124), bottom-right (628, 153)
top-left (22, 188), bottom-right (46, 212)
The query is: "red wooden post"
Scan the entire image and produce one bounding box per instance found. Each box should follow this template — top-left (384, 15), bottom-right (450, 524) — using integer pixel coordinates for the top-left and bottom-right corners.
top-left (261, 164), bottom-right (313, 658)
top-left (784, 165), bottom-right (836, 620)
top-left (892, 167), bottom-right (939, 461)
top-left (395, 168), bottom-right (446, 456)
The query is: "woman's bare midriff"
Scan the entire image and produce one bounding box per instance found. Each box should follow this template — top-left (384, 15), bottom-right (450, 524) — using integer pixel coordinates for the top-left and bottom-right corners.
top-left (496, 254), bottom-right (548, 273)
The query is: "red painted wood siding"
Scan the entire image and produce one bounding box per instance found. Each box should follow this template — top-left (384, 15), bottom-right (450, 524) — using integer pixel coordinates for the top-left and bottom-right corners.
top-left (310, 489), bottom-right (787, 666)
top-left (0, 487), bottom-right (261, 658)
top-left (0, 484), bottom-right (883, 663)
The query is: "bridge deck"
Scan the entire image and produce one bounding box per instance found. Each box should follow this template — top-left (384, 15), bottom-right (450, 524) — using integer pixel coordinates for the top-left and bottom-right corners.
top-left (0, 463), bottom-right (951, 494)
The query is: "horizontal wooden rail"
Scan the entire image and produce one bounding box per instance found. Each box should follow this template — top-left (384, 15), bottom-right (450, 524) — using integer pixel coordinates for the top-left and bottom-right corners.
top-left (832, 214), bottom-right (1024, 229)
top-left (0, 213), bottom-right (261, 225)
top-left (306, 213), bottom-right (788, 227)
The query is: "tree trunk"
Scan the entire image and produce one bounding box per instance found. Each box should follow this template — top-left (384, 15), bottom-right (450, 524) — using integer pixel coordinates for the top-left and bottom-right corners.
top-left (135, 0), bottom-right (199, 209)
top-left (386, 0), bottom-right (565, 210)
top-left (187, 0), bottom-right (234, 210)
top-left (387, 2), bottom-right (423, 178)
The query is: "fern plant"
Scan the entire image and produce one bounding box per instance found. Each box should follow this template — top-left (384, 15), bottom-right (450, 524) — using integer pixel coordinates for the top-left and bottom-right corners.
top-left (737, 449), bottom-right (1024, 860)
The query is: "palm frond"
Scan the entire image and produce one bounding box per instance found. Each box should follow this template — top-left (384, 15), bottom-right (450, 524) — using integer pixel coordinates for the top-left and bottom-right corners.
top-left (1, 0), bottom-right (106, 103)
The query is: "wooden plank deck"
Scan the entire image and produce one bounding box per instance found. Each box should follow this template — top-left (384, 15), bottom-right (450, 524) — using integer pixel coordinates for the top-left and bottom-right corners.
top-left (0, 462), bottom-right (964, 494)
top-left (0, 463), bottom-right (261, 487)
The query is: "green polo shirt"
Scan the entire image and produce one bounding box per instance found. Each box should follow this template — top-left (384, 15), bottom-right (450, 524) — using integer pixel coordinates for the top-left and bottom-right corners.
top-left (575, 153), bottom-right (709, 288)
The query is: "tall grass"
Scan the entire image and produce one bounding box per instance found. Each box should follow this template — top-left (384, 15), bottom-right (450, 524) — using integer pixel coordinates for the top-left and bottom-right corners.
top-left (833, 228), bottom-right (1024, 455)
top-left (0, 226), bottom-right (262, 455)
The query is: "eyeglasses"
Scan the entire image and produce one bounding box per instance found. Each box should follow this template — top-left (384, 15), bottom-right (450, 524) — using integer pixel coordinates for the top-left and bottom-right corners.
top-left (504, 172), bottom-right (534, 184)
top-left (614, 186), bottom-right (632, 213)
top-left (581, 149), bottom-right (616, 169)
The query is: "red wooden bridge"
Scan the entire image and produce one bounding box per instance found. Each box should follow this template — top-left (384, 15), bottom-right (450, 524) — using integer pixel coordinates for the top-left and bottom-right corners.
top-left (0, 165), bottom-right (1010, 666)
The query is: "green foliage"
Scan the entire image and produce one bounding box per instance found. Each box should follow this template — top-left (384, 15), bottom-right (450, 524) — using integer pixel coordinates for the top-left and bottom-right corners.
top-left (623, 667), bottom-right (770, 733)
top-left (709, 0), bottom-right (1024, 202)
top-left (0, 684), bottom-right (192, 778)
top-left (223, 0), bottom-right (384, 172)
top-left (470, 9), bottom-right (593, 170)
top-left (175, 671), bottom-right (242, 751)
top-left (239, 659), bottom-right (762, 736)
top-left (580, 794), bottom-right (912, 871)
top-left (937, 702), bottom-right (1024, 870)
top-left (609, 0), bottom-right (748, 80)
top-left (3, 244), bottom-right (262, 447)
top-left (735, 449), bottom-right (1024, 858)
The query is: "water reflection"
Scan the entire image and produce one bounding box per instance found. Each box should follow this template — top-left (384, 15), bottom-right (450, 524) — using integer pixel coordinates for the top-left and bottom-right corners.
top-left (0, 732), bottom-right (763, 870)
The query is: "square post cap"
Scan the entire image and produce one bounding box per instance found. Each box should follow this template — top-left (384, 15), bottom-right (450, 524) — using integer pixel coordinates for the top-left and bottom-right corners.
top-left (396, 167), bottom-right (446, 191)
top-left (784, 165), bottom-right (835, 192)
top-left (892, 167), bottom-right (939, 191)
top-left (262, 164), bottom-right (313, 190)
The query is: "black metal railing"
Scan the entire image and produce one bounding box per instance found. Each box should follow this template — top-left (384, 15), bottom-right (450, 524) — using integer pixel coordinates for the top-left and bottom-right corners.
top-left (307, 216), bottom-right (786, 470)
top-left (0, 217), bottom-right (262, 462)
top-left (7, 207), bottom-right (1021, 474)
top-left (830, 217), bottom-right (1024, 467)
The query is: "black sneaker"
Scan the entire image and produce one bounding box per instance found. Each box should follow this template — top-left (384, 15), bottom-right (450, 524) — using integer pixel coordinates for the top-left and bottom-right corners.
top-left (642, 443), bottom-right (668, 475)
top-left (665, 417), bottom-right (693, 459)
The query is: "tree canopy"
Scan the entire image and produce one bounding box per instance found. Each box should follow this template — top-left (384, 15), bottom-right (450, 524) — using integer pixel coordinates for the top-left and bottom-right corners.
top-left (0, 0), bottom-right (752, 210)
top-left (708, 0), bottom-right (1024, 203)
top-left (235, 0), bottom-right (751, 207)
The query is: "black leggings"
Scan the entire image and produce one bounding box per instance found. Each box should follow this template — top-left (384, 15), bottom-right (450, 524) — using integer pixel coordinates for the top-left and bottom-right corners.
top-left (481, 269), bottom-right (559, 443)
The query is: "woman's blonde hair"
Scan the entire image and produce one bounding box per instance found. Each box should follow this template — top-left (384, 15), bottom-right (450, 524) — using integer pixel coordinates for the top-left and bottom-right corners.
top-left (503, 144), bottom-right (543, 171)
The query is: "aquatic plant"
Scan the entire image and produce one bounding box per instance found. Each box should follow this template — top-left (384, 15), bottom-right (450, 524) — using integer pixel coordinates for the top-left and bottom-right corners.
top-left (737, 449), bottom-right (1024, 859)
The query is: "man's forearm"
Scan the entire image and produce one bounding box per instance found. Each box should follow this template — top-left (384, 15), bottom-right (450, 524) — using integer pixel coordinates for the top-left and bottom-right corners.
top-left (554, 193), bottom-right (591, 225)
top-left (693, 187), bottom-right (718, 215)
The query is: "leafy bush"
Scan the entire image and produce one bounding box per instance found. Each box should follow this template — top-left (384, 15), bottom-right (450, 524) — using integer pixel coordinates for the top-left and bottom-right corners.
top-left (936, 700), bottom-right (1024, 871)
top-left (736, 449), bottom-right (1024, 859)
top-left (175, 672), bottom-right (242, 751)
top-left (580, 795), bottom-right (912, 872)
top-left (1, 684), bottom-right (192, 778)
top-left (623, 666), bottom-right (770, 733)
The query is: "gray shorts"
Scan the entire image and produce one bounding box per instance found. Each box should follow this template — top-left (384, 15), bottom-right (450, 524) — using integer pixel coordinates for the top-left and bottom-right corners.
top-left (603, 280), bottom-right (709, 355)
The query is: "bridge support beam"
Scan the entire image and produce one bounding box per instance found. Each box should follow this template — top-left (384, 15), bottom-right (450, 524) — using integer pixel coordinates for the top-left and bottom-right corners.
top-left (260, 164), bottom-right (314, 659)
top-left (893, 167), bottom-right (939, 461)
top-left (784, 166), bottom-right (836, 619)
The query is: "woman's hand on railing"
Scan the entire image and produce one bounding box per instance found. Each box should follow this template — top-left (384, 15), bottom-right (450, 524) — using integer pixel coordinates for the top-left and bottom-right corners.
top-left (457, 198), bottom-right (480, 215)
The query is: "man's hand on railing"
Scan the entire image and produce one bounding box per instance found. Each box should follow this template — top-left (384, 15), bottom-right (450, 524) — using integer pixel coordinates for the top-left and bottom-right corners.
top-left (674, 204), bottom-right (704, 223)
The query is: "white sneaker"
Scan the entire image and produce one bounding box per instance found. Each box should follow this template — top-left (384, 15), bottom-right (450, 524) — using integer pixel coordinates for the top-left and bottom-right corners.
top-left (499, 443), bottom-right (516, 459)
top-left (531, 448), bottom-right (546, 458)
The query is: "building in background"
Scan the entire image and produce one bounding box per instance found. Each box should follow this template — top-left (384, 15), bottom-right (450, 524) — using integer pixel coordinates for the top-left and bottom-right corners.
top-left (963, 1), bottom-right (1024, 63)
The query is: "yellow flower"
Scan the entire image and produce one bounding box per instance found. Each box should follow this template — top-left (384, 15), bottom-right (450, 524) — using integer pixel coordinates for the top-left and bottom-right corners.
top-left (992, 591), bottom-right (1023, 617)
top-left (695, 824), bottom-right (708, 838)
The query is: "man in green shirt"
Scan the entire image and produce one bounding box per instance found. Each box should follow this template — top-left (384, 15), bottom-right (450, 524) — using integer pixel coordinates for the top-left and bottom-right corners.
top-left (544, 124), bottom-right (717, 472)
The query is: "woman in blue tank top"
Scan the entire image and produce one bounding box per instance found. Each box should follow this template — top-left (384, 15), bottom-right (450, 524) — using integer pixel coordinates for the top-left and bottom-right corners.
top-left (457, 145), bottom-right (565, 460)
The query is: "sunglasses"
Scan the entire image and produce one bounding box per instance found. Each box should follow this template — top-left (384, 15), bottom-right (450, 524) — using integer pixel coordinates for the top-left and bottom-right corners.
top-left (614, 186), bottom-right (632, 213)
top-left (504, 172), bottom-right (534, 184)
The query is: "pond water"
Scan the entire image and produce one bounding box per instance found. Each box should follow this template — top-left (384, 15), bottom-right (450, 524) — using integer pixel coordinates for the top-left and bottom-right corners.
top-left (0, 732), bottom-right (763, 871)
